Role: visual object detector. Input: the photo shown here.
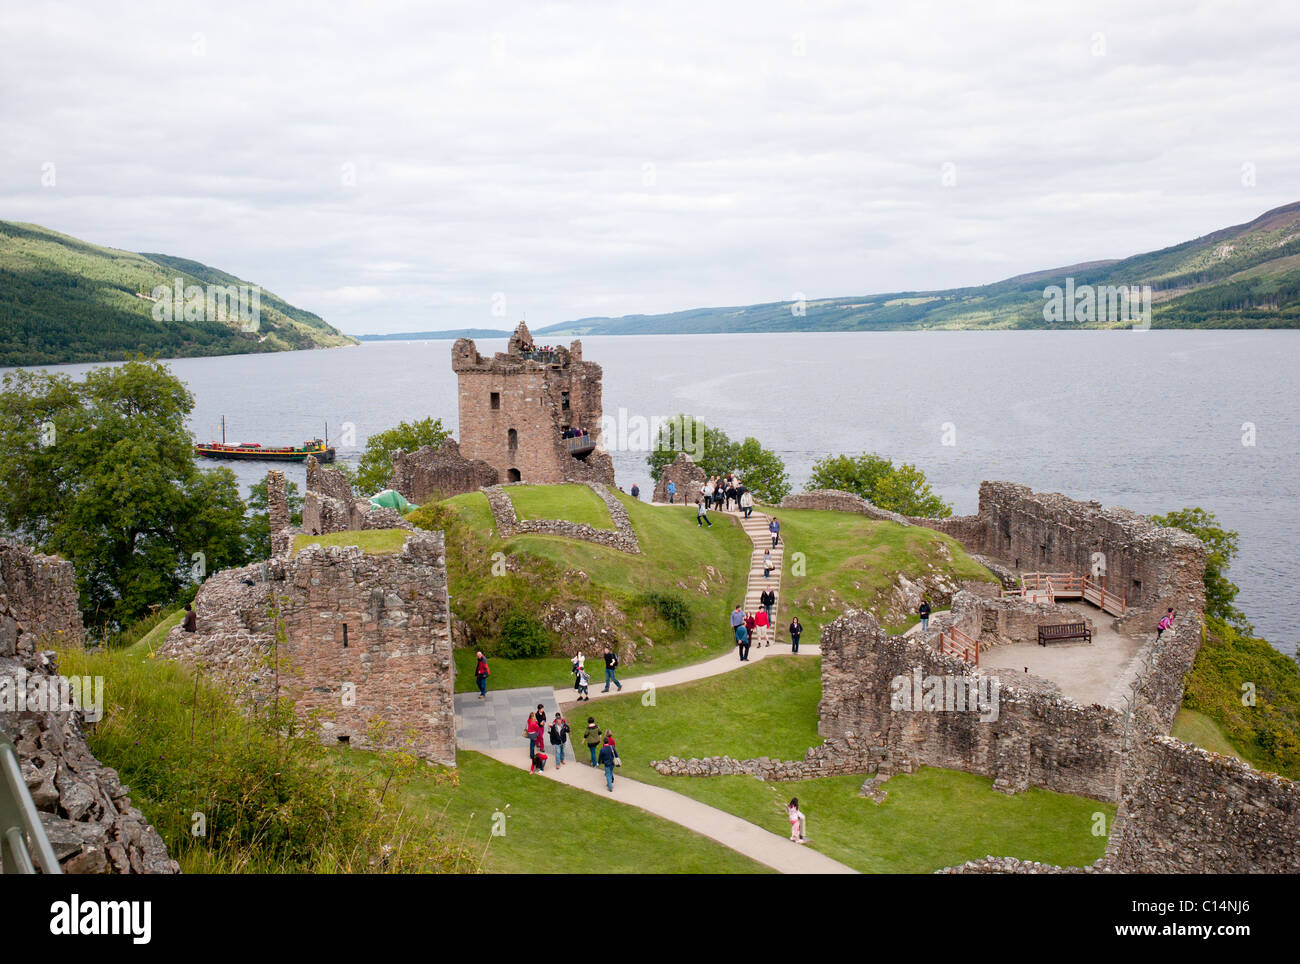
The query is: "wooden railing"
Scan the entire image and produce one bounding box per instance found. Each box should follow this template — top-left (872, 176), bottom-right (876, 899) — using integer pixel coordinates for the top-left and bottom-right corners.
top-left (1003, 571), bottom-right (1126, 617)
top-left (938, 626), bottom-right (979, 666)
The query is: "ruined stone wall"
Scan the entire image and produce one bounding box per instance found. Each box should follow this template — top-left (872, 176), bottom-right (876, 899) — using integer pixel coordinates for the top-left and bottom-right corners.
top-left (0, 543), bottom-right (174, 873)
top-left (948, 589), bottom-right (1094, 650)
top-left (911, 482), bottom-right (1206, 630)
top-left (1106, 735), bottom-right (1300, 873)
top-left (654, 453), bottom-right (707, 504)
top-left (818, 611), bottom-right (1125, 801)
top-left (451, 322), bottom-right (614, 485)
top-left (306, 456), bottom-right (355, 502)
top-left (780, 489), bottom-right (915, 527)
top-left (0, 541), bottom-right (85, 646)
top-left (390, 438), bottom-right (499, 503)
top-left (158, 531), bottom-right (455, 764)
top-left (300, 457), bottom-right (414, 538)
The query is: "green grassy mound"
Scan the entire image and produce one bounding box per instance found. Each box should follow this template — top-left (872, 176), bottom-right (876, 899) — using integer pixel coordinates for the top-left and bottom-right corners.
top-left (1171, 708), bottom-right (1244, 761)
top-left (766, 506), bottom-right (999, 638)
top-left (588, 656), bottom-right (1113, 872)
top-left (506, 483), bottom-right (614, 529)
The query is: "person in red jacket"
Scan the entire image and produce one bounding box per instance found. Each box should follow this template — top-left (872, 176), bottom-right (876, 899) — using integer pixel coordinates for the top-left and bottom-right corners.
top-left (526, 711), bottom-right (542, 761)
top-left (474, 651), bottom-right (490, 699)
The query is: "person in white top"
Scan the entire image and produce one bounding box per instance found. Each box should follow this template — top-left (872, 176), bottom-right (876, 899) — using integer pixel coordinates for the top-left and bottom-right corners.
top-left (788, 798), bottom-right (807, 843)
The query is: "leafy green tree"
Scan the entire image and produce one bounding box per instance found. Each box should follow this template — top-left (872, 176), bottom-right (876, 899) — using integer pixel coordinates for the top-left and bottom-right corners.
top-left (0, 359), bottom-right (249, 629)
top-left (646, 415), bottom-right (735, 482)
top-left (729, 437), bottom-right (791, 503)
top-left (245, 477), bottom-right (304, 559)
top-left (1150, 507), bottom-right (1249, 631)
top-left (354, 417), bottom-right (451, 495)
top-left (808, 452), bottom-right (952, 517)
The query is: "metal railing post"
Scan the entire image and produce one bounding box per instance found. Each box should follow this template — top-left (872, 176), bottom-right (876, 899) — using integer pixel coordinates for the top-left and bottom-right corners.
top-left (0, 730), bottom-right (62, 874)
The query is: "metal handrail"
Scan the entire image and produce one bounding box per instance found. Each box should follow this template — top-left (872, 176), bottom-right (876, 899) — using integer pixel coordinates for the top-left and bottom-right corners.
top-left (0, 729), bottom-right (62, 874)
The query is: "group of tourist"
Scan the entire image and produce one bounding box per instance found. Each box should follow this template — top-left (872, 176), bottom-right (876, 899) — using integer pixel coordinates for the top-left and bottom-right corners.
top-left (696, 474), bottom-right (754, 515)
top-left (524, 706), bottom-right (621, 791)
top-left (729, 598), bottom-right (803, 659)
top-left (568, 648), bottom-right (622, 699)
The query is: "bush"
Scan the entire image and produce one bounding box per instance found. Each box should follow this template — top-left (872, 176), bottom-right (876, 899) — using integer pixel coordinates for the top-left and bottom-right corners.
top-left (496, 609), bottom-right (553, 659)
top-left (406, 500), bottom-right (460, 534)
top-left (641, 592), bottom-right (692, 633)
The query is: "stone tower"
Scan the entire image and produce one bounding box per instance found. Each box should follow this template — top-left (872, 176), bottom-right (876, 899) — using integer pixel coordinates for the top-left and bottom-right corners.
top-left (451, 321), bottom-right (615, 484)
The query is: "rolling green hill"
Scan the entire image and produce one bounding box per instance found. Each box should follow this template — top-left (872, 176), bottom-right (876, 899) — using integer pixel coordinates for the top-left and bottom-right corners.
top-left (0, 221), bottom-right (357, 366)
top-left (533, 201), bottom-right (1300, 335)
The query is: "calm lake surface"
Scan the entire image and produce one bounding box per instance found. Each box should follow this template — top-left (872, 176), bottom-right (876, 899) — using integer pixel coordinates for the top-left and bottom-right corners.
top-left (9, 330), bottom-right (1298, 653)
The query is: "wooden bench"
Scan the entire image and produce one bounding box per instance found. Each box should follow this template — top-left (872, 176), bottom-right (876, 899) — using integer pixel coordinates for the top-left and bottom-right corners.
top-left (1038, 622), bottom-right (1092, 646)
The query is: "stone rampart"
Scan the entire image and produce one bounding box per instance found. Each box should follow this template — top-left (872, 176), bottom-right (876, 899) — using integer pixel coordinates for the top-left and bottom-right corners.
top-left (390, 439), bottom-right (500, 503)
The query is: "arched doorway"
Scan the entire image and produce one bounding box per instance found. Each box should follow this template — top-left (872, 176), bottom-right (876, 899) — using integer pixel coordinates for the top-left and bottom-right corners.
top-left (507, 468), bottom-right (521, 482)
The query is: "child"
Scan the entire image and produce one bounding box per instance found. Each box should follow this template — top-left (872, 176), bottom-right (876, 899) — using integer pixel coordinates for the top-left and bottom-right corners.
top-left (530, 744), bottom-right (549, 773)
top-left (788, 797), bottom-right (806, 844)
top-left (577, 665), bottom-right (591, 701)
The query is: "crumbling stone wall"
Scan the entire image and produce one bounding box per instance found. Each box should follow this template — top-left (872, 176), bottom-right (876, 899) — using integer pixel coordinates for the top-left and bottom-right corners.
top-left (157, 531), bottom-right (455, 764)
top-left (654, 453), bottom-right (707, 503)
top-left (781, 489), bottom-right (915, 527)
top-left (819, 610), bottom-right (1125, 801)
top-left (390, 438), bottom-right (500, 503)
top-left (948, 589), bottom-right (1094, 650)
top-left (1, 543), bottom-right (174, 873)
top-left (911, 481), bottom-right (1206, 631)
top-left (484, 483), bottom-right (640, 553)
top-left (651, 736), bottom-right (885, 781)
top-left (452, 321), bottom-right (615, 485)
top-left (300, 458), bottom-right (415, 539)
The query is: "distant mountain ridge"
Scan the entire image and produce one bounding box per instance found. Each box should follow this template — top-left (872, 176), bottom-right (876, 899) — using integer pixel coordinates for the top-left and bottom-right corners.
top-left (0, 221), bottom-right (357, 366)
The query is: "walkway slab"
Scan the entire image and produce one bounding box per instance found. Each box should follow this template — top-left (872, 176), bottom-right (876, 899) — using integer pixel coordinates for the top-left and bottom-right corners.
top-left (482, 745), bottom-right (857, 874)
top-left (456, 686), bottom-right (559, 752)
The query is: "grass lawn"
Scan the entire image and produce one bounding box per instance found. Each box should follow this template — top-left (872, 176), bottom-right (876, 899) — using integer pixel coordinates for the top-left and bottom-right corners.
top-left (292, 528), bottom-right (410, 555)
top-left (765, 506), bottom-right (998, 639)
top-left (587, 655), bottom-right (1114, 873)
top-left (392, 750), bottom-right (772, 874)
top-left (1172, 708), bottom-right (1245, 761)
top-left (506, 483), bottom-right (614, 529)
top-left (442, 489), bottom-right (754, 691)
top-left (128, 609), bottom-right (185, 661)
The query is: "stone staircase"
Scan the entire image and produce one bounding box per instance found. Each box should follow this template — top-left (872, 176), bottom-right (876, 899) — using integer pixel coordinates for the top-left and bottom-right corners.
top-left (727, 508), bottom-right (784, 645)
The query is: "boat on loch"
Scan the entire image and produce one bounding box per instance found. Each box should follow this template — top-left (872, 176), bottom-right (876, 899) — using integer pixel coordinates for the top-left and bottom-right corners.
top-left (194, 417), bottom-right (336, 463)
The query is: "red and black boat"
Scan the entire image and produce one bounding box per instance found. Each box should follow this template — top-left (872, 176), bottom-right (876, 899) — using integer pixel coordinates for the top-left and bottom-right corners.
top-left (195, 417), bottom-right (336, 463)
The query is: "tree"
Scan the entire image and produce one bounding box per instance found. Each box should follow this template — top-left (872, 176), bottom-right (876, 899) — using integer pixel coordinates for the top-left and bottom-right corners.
top-left (245, 477), bottom-right (304, 560)
top-left (808, 452), bottom-right (952, 517)
top-left (646, 415), bottom-right (734, 482)
top-left (1150, 507), bottom-right (1250, 631)
top-left (729, 437), bottom-right (791, 504)
top-left (0, 358), bottom-right (249, 629)
top-left (354, 417), bottom-right (451, 495)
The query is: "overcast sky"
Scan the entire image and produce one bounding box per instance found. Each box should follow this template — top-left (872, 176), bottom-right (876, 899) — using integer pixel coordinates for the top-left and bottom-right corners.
top-left (3, 0), bottom-right (1298, 335)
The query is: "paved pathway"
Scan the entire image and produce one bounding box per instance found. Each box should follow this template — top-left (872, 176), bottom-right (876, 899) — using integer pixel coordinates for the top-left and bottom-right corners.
top-left (456, 687), bottom-right (559, 751)
top-left (481, 744), bottom-right (857, 874)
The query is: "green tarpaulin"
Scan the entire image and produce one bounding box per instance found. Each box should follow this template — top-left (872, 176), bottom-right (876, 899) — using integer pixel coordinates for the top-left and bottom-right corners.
top-left (369, 489), bottom-right (416, 513)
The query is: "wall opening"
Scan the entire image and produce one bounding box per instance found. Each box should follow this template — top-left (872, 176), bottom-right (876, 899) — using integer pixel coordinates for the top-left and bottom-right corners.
top-left (507, 468), bottom-right (521, 482)
top-left (490, 392), bottom-right (500, 410)
top-left (507, 428), bottom-right (518, 450)
top-left (561, 391), bottom-right (570, 411)
top-left (342, 623), bottom-right (349, 648)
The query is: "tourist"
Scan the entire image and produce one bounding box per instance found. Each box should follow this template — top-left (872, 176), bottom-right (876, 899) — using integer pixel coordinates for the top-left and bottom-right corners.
top-left (530, 741), bottom-right (549, 773)
top-left (474, 650), bottom-right (490, 699)
top-left (760, 587), bottom-right (775, 627)
top-left (697, 499), bottom-right (712, 527)
top-left (769, 517), bottom-right (780, 548)
top-left (731, 604), bottom-right (745, 642)
top-left (762, 548), bottom-right (774, 579)
top-left (755, 605), bottom-right (770, 647)
top-left (526, 711), bottom-right (542, 761)
top-left (736, 620), bottom-right (750, 661)
top-left (602, 646), bottom-right (623, 692)
top-left (789, 616), bottom-right (803, 653)
top-left (577, 664), bottom-right (591, 700)
top-left (182, 603), bottom-right (197, 633)
top-left (740, 488), bottom-right (754, 519)
top-left (743, 611), bottom-right (757, 658)
top-left (584, 716), bottom-right (602, 765)
top-left (918, 599), bottom-right (931, 632)
top-left (1156, 607), bottom-right (1175, 640)
top-left (631, 483), bottom-right (640, 499)
top-left (599, 736), bottom-right (617, 791)
top-left (535, 702), bottom-right (547, 732)
top-left (666, 479), bottom-right (676, 504)
top-left (712, 483), bottom-right (725, 511)
top-left (787, 798), bottom-right (807, 843)
top-left (549, 712), bottom-right (569, 768)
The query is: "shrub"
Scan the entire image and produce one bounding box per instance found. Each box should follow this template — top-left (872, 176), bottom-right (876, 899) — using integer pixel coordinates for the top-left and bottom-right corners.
top-left (406, 501), bottom-right (460, 534)
top-left (495, 609), bottom-right (553, 659)
top-left (641, 592), bottom-right (692, 633)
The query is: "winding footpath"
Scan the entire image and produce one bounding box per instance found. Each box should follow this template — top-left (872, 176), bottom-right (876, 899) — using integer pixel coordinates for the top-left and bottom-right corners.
top-left (458, 503), bottom-right (858, 873)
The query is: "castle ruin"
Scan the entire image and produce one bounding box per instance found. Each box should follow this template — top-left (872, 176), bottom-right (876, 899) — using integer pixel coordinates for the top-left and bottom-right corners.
top-left (451, 321), bottom-right (615, 485)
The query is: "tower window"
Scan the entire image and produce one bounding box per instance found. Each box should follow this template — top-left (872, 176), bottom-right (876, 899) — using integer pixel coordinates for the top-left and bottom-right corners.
top-left (490, 392), bottom-right (500, 410)
top-left (508, 428), bottom-right (518, 450)
top-left (561, 391), bottom-right (570, 411)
